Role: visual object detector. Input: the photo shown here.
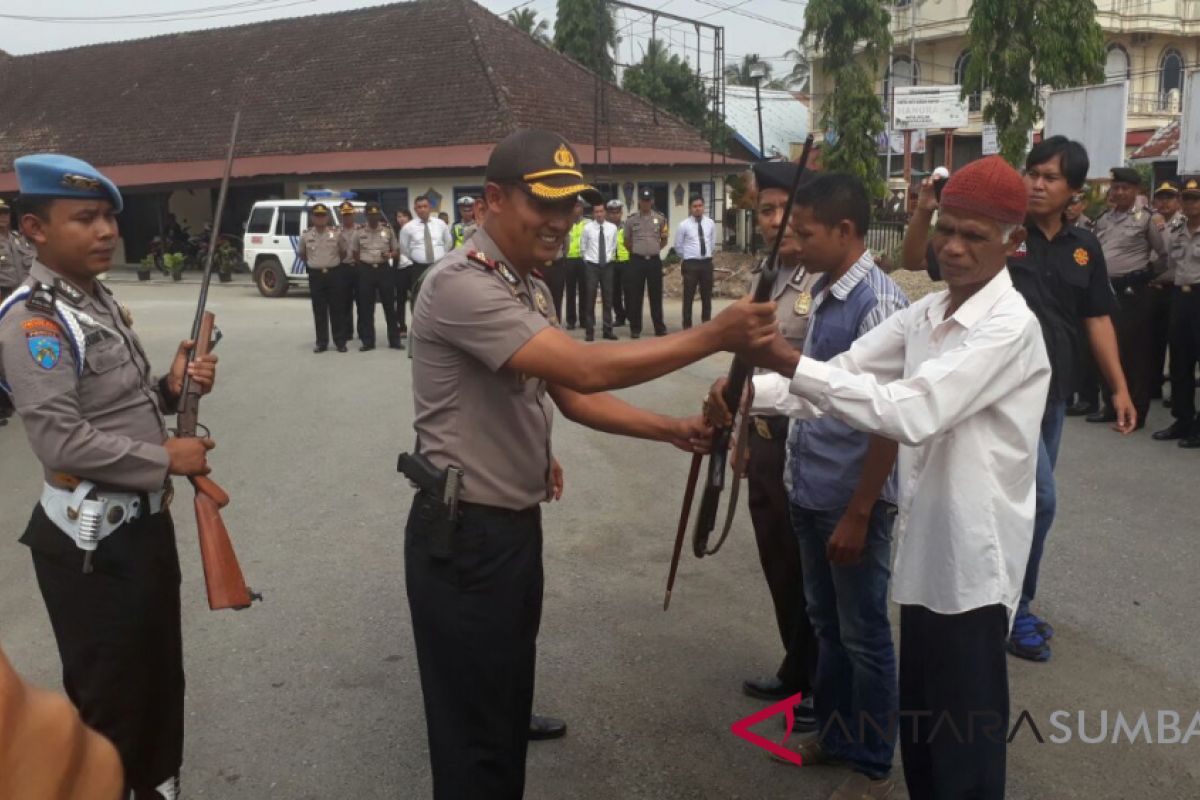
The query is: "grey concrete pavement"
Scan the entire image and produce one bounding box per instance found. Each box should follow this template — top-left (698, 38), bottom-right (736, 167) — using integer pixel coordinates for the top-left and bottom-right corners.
top-left (1, 283), bottom-right (1197, 799)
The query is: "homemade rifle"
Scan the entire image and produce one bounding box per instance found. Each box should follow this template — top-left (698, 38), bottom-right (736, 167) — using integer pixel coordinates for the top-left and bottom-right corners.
top-left (664, 135), bottom-right (815, 611)
top-left (176, 111), bottom-right (260, 611)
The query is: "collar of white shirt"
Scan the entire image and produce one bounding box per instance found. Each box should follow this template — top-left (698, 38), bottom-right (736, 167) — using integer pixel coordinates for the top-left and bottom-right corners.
top-left (924, 265), bottom-right (1014, 330)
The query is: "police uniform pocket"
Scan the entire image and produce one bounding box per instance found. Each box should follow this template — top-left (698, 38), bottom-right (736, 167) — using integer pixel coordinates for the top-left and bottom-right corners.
top-left (84, 342), bottom-right (131, 374)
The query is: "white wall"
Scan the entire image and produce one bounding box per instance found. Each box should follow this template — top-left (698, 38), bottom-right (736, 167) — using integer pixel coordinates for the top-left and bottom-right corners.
top-left (167, 188), bottom-right (212, 233)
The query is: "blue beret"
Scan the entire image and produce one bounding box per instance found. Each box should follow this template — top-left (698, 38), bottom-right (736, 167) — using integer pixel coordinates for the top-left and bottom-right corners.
top-left (14, 154), bottom-right (123, 213)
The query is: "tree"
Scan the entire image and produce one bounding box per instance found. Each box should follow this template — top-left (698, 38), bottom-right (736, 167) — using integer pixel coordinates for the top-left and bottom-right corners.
top-left (554, 0), bottom-right (615, 80)
top-left (724, 55), bottom-right (787, 90)
top-left (782, 37), bottom-right (812, 93)
top-left (804, 0), bottom-right (892, 198)
top-left (623, 40), bottom-right (710, 130)
top-left (508, 8), bottom-right (551, 45)
top-left (964, 0), bottom-right (1104, 164)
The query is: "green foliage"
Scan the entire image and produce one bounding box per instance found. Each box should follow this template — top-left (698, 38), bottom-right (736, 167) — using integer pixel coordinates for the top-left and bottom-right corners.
top-left (508, 8), bottom-right (551, 45)
top-left (964, 0), bottom-right (1104, 165)
top-left (554, 0), bottom-right (615, 80)
top-left (623, 40), bottom-right (709, 129)
top-left (724, 55), bottom-right (788, 90)
top-left (163, 252), bottom-right (185, 277)
top-left (804, 0), bottom-right (892, 198)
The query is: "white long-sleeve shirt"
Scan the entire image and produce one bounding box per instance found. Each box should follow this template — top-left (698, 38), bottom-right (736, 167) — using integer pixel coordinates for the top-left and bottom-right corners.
top-left (399, 217), bottom-right (454, 264)
top-left (580, 219), bottom-right (618, 264)
top-left (751, 268), bottom-right (1051, 619)
top-left (674, 215), bottom-right (715, 260)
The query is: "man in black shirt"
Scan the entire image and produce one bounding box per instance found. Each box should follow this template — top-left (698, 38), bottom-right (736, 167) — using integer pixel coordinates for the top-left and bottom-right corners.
top-left (901, 138), bottom-right (1134, 663)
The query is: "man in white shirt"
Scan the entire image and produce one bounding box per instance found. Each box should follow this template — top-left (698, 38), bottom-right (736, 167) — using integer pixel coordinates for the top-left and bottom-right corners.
top-left (399, 195), bottom-right (454, 304)
top-left (580, 202), bottom-right (620, 341)
top-left (674, 195), bottom-right (717, 328)
top-left (734, 156), bottom-right (1051, 799)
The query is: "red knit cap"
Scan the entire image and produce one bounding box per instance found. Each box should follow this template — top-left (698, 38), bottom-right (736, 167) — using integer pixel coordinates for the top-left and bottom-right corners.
top-left (938, 155), bottom-right (1028, 225)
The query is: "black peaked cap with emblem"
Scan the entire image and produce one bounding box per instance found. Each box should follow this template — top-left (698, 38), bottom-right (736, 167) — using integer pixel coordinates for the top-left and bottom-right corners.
top-left (1110, 167), bottom-right (1142, 187)
top-left (486, 129), bottom-right (603, 205)
top-left (752, 160), bottom-right (816, 195)
top-left (1153, 180), bottom-right (1180, 197)
top-left (311, 203), bottom-right (330, 215)
top-left (1181, 177), bottom-right (1200, 197)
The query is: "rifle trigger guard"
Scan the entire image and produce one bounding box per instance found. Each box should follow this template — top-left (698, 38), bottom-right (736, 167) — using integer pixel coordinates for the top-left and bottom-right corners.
top-left (168, 423), bottom-right (211, 439)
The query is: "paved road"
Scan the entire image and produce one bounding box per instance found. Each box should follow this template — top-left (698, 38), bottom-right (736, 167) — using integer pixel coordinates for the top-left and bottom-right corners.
top-left (1, 282), bottom-right (1197, 799)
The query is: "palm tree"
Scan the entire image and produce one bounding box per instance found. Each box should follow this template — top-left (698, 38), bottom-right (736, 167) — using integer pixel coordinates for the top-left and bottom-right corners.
top-left (782, 37), bottom-right (812, 93)
top-left (725, 54), bottom-right (788, 90)
top-left (508, 8), bottom-right (551, 45)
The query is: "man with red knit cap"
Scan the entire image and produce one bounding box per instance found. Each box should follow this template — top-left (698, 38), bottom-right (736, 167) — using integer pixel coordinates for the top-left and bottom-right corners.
top-left (741, 156), bottom-right (1051, 799)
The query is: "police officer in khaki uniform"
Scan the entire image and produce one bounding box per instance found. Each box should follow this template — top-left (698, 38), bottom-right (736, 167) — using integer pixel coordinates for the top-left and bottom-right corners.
top-left (1154, 177), bottom-right (1200, 447)
top-left (298, 203), bottom-right (348, 353)
top-left (739, 162), bottom-right (821, 723)
top-left (406, 129), bottom-right (777, 799)
top-left (352, 202), bottom-right (400, 351)
top-left (1150, 181), bottom-right (1185, 402)
top-left (337, 200), bottom-right (359, 344)
top-left (1, 197), bottom-right (35, 300)
top-left (0, 154), bottom-right (218, 800)
top-left (1091, 167), bottom-right (1168, 426)
top-left (622, 188), bottom-right (670, 338)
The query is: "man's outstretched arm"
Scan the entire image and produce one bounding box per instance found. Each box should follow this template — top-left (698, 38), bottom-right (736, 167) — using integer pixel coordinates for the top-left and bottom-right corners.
top-left (548, 384), bottom-right (711, 454)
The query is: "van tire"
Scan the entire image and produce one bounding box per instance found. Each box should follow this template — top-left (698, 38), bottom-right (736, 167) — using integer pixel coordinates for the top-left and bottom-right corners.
top-left (255, 258), bottom-right (289, 297)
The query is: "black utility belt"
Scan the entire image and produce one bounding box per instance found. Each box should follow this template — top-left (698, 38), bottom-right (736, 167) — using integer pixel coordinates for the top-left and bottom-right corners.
top-left (1111, 269), bottom-right (1152, 290)
top-left (308, 265), bottom-right (339, 273)
top-left (1177, 283), bottom-right (1200, 294)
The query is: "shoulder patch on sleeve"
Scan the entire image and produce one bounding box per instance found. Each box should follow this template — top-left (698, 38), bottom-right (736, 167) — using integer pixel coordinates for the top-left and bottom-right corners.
top-left (24, 318), bottom-right (63, 370)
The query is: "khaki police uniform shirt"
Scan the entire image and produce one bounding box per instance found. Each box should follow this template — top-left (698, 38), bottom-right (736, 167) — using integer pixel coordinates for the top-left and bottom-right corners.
top-left (1155, 212), bottom-right (1186, 285)
top-left (338, 224), bottom-right (359, 265)
top-left (0, 231), bottom-right (34, 289)
top-left (354, 224), bottom-right (395, 265)
top-left (299, 225), bottom-right (344, 270)
top-left (1167, 218), bottom-right (1200, 287)
top-left (1093, 207), bottom-right (1167, 277)
top-left (411, 228), bottom-right (558, 510)
top-left (0, 261), bottom-right (171, 492)
top-left (623, 210), bottom-right (669, 258)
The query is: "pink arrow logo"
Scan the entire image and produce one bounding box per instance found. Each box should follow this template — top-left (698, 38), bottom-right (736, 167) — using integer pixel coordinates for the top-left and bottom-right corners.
top-left (730, 692), bottom-right (807, 767)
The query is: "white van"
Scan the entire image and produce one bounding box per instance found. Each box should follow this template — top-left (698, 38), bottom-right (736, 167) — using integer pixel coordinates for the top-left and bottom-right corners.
top-left (243, 194), bottom-right (367, 297)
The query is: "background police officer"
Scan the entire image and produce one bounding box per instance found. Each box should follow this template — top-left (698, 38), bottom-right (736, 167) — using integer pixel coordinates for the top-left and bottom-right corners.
top-left (298, 203), bottom-right (347, 353)
top-left (451, 196), bottom-right (475, 247)
top-left (0, 154), bottom-right (218, 800)
top-left (352, 202), bottom-right (400, 351)
top-left (622, 188), bottom-right (670, 338)
top-left (1091, 167), bottom-right (1167, 426)
top-left (406, 129), bottom-right (776, 799)
top-left (1154, 177), bottom-right (1200, 448)
top-left (605, 199), bottom-right (629, 327)
top-left (337, 200), bottom-right (359, 346)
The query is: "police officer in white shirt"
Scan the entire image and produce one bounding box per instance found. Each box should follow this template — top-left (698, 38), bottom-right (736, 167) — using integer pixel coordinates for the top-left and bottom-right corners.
top-left (579, 201), bottom-right (619, 341)
top-left (674, 195), bottom-right (716, 328)
top-left (399, 195), bottom-right (454, 300)
top-left (718, 156), bottom-right (1051, 800)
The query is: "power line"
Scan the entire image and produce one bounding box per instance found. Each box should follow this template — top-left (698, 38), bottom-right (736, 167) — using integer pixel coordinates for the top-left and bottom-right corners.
top-left (0, 0), bottom-right (317, 24)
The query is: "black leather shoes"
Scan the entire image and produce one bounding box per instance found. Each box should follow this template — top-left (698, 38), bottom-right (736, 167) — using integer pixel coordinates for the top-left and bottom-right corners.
top-left (602, 331), bottom-right (618, 340)
top-left (742, 675), bottom-right (799, 701)
top-left (336, 344), bottom-right (348, 353)
top-left (1153, 422), bottom-right (1190, 441)
top-left (359, 344), bottom-right (374, 352)
top-left (1086, 408), bottom-right (1116, 423)
top-left (313, 345), bottom-right (328, 353)
top-left (1180, 434), bottom-right (1200, 449)
top-left (389, 342), bottom-right (405, 350)
top-left (1065, 401), bottom-right (1097, 417)
top-left (528, 714), bottom-right (566, 741)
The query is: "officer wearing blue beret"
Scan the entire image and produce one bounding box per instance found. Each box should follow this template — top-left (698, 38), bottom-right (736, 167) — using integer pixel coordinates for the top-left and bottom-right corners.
top-left (0, 153), bottom-right (219, 800)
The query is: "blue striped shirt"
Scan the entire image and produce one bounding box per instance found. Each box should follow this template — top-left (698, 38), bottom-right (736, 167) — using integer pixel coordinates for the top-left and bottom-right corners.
top-left (786, 251), bottom-right (909, 510)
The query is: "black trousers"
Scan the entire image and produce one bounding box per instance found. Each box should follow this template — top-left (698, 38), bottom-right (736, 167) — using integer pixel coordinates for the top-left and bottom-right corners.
top-left (564, 258), bottom-right (585, 327)
top-left (612, 261), bottom-right (628, 322)
top-left (335, 263), bottom-right (357, 343)
top-left (1169, 287), bottom-right (1200, 428)
top-left (308, 267), bottom-right (346, 348)
top-left (1149, 284), bottom-right (1173, 399)
top-left (899, 604), bottom-right (1008, 800)
top-left (681, 258), bottom-right (715, 328)
top-left (543, 259), bottom-right (567, 323)
top-left (356, 262), bottom-right (399, 347)
top-left (406, 496), bottom-right (544, 800)
top-left (1103, 280), bottom-right (1156, 420)
top-left (393, 266), bottom-right (413, 333)
top-left (747, 417), bottom-right (816, 692)
top-left (624, 254), bottom-right (667, 336)
top-left (24, 504), bottom-right (184, 797)
top-left (582, 261), bottom-right (614, 335)
top-left (408, 263), bottom-right (433, 311)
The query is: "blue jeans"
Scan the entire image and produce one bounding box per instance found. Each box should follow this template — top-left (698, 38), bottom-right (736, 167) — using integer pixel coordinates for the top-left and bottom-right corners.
top-left (1019, 400), bottom-right (1066, 617)
top-left (791, 501), bottom-right (897, 779)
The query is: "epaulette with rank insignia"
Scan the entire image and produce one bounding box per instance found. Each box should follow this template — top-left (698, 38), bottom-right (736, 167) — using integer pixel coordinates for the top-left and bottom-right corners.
top-left (26, 283), bottom-right (56, 314)
top-left (469, 250), bottom-right (521, 287)
top-left (532, 268), bottom-right (545, 281)
top-left (467, 250), bottom-right (497, 270)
